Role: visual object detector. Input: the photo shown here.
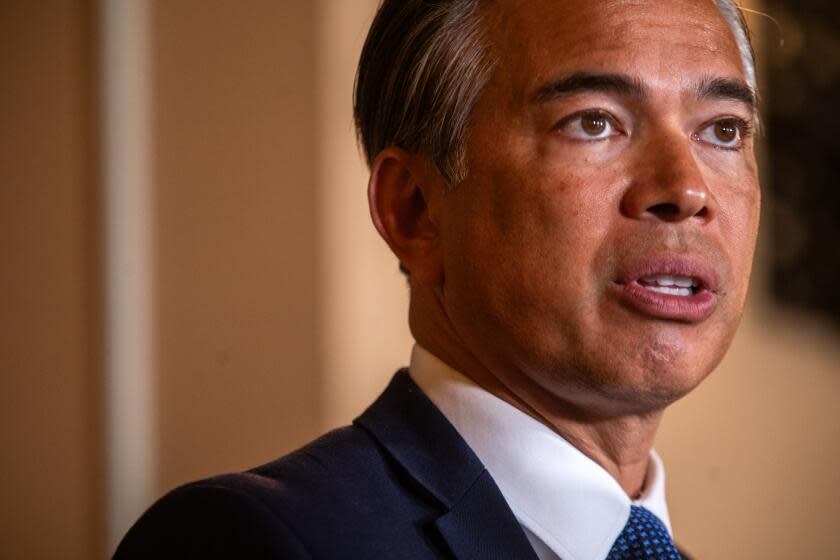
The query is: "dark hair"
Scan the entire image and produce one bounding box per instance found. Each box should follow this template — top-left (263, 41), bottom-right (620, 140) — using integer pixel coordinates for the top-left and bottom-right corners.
top-left (353, 0), bottom-right (494, 186)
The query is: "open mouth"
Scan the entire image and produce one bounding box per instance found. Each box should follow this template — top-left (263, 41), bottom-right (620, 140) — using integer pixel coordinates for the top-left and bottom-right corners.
top-left (613, 258), bottom-right (719, 322)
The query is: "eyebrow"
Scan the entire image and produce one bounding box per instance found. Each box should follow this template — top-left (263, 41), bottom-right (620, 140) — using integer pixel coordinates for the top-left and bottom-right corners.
top-left (531, 72), bottom-right (644, 104)
top-left (696, 77), bottom-right (756, 110)
top-left (530, 72), bottom-right (756, 112)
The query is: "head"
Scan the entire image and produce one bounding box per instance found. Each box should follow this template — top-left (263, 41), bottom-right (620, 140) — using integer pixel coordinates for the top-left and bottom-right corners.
top-left (359, 0), bottom-right (761, 419)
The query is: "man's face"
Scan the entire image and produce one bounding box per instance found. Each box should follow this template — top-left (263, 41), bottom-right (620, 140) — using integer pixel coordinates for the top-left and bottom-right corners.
top-left (434, 0), bottom-right (760, 415)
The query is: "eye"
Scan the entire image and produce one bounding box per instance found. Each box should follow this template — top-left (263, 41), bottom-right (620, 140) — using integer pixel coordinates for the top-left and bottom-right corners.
top-left (556, 110), bottom-right (619, 140)
top-left (695, 117), bottom-right (751, 149)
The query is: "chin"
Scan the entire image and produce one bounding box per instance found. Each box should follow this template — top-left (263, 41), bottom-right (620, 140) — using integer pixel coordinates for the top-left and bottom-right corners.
top-left (621, 339), bottom-right (728, 410)
top-left (560, 327), bottom-right (733, 415)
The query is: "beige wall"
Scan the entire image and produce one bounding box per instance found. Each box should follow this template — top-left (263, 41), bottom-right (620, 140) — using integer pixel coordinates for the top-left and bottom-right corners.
top-left (153, 0), bottom-right (323, 494)
top-left (1, 1), bottom-right (102, 558)
top-left (659, 300), bottom-right (840, 557)
top-left (150, 0), bottom-right (409, 493)
top-left (3, 2), bottom-right (839, 559)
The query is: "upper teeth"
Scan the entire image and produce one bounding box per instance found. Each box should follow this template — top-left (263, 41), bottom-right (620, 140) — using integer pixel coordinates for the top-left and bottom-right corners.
top-left (642, 275), bottom-right (698, 288)
top-left (638, 275), bottom-right (699, 296)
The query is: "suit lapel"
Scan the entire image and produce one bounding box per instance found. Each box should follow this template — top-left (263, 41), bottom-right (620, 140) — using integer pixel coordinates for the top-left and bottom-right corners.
top-left (355, 371), bottom-right (538, 560)
top-left (435, 469), bottom-right (539, 560)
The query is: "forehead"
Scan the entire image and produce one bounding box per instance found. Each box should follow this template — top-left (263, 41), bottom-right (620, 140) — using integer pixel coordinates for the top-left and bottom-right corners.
top-left (481, 0), bottom-right (745, 100)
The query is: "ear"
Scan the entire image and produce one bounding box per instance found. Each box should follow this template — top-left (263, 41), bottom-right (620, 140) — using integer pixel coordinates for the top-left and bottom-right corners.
top-left (368, 147), bottom-right (444, 286)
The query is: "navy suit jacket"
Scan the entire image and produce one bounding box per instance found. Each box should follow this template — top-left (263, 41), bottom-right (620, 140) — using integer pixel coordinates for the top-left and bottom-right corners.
top-left (115, 371), bottom-right (691, 559)
top-left (116, 370), bottom-right (538, 559)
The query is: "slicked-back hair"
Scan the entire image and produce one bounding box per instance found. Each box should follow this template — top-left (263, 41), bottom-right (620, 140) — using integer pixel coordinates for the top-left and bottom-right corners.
top-left (353, 0), bottom-right (492, 185)
top-left (353, 0), bottom-right (756, 188)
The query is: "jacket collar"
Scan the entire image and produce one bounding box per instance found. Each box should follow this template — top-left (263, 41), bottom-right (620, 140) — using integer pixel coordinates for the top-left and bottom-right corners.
top-left (354, 370), bottom-right (538, 560)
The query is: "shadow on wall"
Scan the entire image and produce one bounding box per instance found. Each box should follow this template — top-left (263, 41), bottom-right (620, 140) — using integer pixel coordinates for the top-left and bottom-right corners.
top-left (764, 0), bottom-right (840, 326)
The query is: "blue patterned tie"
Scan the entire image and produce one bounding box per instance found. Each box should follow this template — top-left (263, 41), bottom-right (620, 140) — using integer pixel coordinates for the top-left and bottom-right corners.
top-left (606, 505), bottom-right (681, 559)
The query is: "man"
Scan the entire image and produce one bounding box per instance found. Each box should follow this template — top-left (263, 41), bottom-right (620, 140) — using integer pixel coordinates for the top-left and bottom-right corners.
top-left (116, 0), bottom-right (760, 558)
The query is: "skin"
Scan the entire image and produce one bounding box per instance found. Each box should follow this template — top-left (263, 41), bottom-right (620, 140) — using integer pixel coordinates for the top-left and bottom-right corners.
top-left (368, 0), bottom-right (760, 496)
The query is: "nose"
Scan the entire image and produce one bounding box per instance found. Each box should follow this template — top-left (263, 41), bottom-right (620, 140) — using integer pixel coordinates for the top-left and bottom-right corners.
top-left (620, 134), bottom-right (714, 224)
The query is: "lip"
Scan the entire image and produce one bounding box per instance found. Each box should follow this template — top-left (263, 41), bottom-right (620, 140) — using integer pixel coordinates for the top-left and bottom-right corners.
top-left (612, 256), bottom-right (720, 323)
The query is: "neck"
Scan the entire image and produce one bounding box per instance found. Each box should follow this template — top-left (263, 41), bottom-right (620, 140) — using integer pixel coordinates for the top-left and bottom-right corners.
top-left (545, 412), bottom-right (661, 497)
top-left (410, 284), bottom-right (664, 498)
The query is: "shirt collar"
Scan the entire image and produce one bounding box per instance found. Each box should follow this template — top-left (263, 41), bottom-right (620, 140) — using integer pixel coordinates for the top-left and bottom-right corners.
top-left (409, 344), bottom-right (672, 560)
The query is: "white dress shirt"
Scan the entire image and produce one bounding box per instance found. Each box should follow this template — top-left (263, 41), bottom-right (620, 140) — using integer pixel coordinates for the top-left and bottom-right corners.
top-left (409, 344), bottom-right (673, 560)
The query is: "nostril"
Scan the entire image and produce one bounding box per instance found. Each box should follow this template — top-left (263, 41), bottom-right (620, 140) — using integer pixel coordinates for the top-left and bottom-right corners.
top-left (620, 185), bottom-right (713, 222)
top-left (647, 203), bottom-right (680, 218)
top-left (644, 202), bottom-right (709, 222)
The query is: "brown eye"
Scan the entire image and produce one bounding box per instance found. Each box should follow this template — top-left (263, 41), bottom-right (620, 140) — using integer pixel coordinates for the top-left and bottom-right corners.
top-left (714, 121), bottom-right (738, 143)
top-left (581, 114), bottom-right (607, 136)
top-left (558, 110), bottom-right (617, 140)
top-left (697, 117), bottom-right (749, 149)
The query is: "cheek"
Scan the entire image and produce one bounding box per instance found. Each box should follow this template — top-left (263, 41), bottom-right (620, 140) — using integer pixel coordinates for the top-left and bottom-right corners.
top-left (441, 148), bottom-right (623, 317)
top-left (718, 184), bottom-right (761, 283)
top-left (439, 181), bottom-right (550, 299)
top-left (529, 165), bottom-right (618, 249)
top-left (708, 153), bottom-right (761, 239)
top-left (454, 174), bottom-right (616, 350)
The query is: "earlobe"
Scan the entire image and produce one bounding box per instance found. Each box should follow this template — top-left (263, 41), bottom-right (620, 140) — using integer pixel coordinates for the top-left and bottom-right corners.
top-left (368, 147), bottom-right (443, 286)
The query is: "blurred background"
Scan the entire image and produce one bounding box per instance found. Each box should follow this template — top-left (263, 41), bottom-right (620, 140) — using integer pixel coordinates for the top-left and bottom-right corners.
top-left (1, 1), bottom-right (838, 558)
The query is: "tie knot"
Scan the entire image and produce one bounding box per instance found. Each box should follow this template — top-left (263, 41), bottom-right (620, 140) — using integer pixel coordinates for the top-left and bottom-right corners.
top-left (606, 506), bottom-right (681, 560)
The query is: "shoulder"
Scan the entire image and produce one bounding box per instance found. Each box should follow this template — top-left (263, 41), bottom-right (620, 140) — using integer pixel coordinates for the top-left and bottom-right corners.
top-left (115, 424), bottom-right (443, 558)
top-left (114, 476), bottom-right (312, 559)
